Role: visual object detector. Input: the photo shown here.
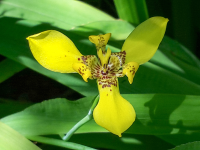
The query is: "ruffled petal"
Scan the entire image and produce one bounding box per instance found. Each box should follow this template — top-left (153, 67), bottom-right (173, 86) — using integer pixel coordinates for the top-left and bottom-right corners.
top-left (89, 33), bottom-right (111, 51)
top-left (27, 30), bottom-right (83, 73)
top-left (122, 17), bottom-right (168, 65)
top-left (93, 77), bottom-right (136, 137)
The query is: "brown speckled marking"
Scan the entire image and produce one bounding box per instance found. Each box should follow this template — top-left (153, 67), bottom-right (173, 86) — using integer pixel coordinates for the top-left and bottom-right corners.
top-left (95, 36), bottom-right (106, 52)
top-left (80, 50), bottom-right (126, 88)
top-left (77, 34), bottom-right (128, 89)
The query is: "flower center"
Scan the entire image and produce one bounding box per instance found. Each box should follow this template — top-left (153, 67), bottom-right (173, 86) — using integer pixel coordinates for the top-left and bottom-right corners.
top-left (101, 70), bottom-right (108, 75)
top-left (75, 33), bottom-right (128, 87)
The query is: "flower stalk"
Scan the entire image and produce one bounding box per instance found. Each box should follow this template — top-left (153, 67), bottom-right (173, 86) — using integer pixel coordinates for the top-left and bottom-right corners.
top-left (62, 95), bottom-right (99, 141)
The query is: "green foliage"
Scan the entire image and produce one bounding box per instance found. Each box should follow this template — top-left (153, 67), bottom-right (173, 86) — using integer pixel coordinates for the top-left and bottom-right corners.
top-left (114, 0), bottom-right (149, 25)
top-left (0, 121), bottom-right (41, 150)
top-left (170, 141), bottom-right (200, 150)
top-left (2, 94), bottom-right (200, 148)
top-left (0, 0), bottom-right (200, 149)
top-left (0, 59), bottom-right (25, 83)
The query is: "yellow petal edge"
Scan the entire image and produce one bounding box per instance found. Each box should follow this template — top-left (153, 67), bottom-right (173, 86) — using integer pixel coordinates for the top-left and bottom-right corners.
top-left (122, 17), bottom-right (168, 65)
top-left (26, 30), bottom-right (83, 73)
top-left (93, 78), bottom-right (136, 137)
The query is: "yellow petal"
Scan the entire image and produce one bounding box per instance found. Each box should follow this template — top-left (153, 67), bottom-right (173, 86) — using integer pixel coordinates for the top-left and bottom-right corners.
top-left (97, 48), bottom-right (111, 72)
top-left (93, 77), bottom-right (136, 137)
top-left (72, 63), bottom-right (91, 82)
top-left (27, 30), bottom-right (83, 73)
top-left (122, 62), bottom-right (139, 84)
top-left (122, 17), bottom-right (168, 65)
top-left (89, 33), bottom-right (111, 51)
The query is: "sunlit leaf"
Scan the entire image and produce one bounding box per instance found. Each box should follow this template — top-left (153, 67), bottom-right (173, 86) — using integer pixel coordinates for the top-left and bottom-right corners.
top-left (114, 0), bottom-right (149, 25)
top-left (1, 94), bottom-right (200, 143)
top-left (0, 121), bottom-right (41, 150)
top-left (0, 0), bottom-right (114, 30)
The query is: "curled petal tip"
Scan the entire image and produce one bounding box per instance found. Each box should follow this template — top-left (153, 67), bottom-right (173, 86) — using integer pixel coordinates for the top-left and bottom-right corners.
top-left (123, 62), bottom-right (139, 84)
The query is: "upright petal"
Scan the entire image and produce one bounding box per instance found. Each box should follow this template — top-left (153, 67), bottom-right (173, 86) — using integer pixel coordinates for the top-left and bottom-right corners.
top-left (27, 30), bottom-right (83, 73)
top-left (89, 33), bottom-right (111, 52)
top-left (122, 17), bottom-right (168, 65)
top-left (93, 77), bottom-right (136, 137)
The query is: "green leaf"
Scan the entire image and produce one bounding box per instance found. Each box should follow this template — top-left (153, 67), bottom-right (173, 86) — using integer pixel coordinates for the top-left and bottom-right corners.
top-left (1, 94), bottom-right (200, 144)
top-left (0, 59), bottom-right (26, 83)
top-left (159, 36), bottom-right (200, 69)
top-left (151, 48), bottom-right (200, 85)
top-left (70, 133), bottom-right (173, 150)
top-left (71, 20), bottom-right (134, 41)
top-left (0, 0), bottom-right (114, 30)
top-left (1, 97), bottom-right (96, 136)
top-left (114, 0), bottom-right (149, 25)
top-left (28, 136), bottom-right (96, 150)
top-left (170, 141), bottom-right (200, 150)
top-left (157, 134), bottom-right (200, 147)
top-left (0, 121), bottom-right (41, 150)
top-left (0, 98), bottom-right (31, 118)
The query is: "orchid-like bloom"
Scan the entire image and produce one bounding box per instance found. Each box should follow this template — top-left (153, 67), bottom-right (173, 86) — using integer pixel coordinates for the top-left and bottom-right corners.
top-left (27, 17), bottom-right (168, 137)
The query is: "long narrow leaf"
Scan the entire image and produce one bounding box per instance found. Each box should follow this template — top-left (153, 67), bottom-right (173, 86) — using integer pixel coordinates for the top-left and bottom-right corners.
top-left (114, 0), bottom-right (149, 25)
top-left (0, 59), bottom-right (26, 83)
top-left (0, 0), bottom-right (114, 30)
top-left (0, 121), bottom-right (41, 150)
top-left (1, 94), bottom-right (200, 141)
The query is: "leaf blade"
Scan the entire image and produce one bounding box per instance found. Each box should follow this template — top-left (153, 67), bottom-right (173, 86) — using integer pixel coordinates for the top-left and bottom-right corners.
top-left (0, 121), bottom-right (41, 150)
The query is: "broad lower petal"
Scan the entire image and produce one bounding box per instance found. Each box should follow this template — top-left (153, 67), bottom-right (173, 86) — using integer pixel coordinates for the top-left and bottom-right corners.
top-left (122, 17), bottom-right (168, 65)
top-left (93, 77), bottom-right (136, 137)
top-left (27, 30), bottom-right (83, 73)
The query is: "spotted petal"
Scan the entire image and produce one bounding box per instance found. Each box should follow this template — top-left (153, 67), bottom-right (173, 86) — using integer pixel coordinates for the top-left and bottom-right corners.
top-left (27, 30), bottom-right (83, 73)
top-left (93, 77), bottom-right (136, 137)
top-left (122, 17), bottom-right (168, 65)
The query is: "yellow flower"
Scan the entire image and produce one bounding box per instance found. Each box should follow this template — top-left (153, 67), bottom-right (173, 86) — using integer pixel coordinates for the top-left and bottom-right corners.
top-left (26, 17), bottom-right (168, 137)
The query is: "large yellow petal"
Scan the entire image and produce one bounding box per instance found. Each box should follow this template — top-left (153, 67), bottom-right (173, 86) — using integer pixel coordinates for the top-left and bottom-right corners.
top-left (27, 30), bottom-right (83, 73)
top-left (93, 77), bottom-right (136, 137)
top-left (122, 17), bottom-right (168, 65)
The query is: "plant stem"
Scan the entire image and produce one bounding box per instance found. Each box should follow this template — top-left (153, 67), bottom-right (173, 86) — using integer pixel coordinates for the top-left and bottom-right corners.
top-left (62, 95), bottom-right (99, 141)
top-left (28, 135), bottom-right (96, 150)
